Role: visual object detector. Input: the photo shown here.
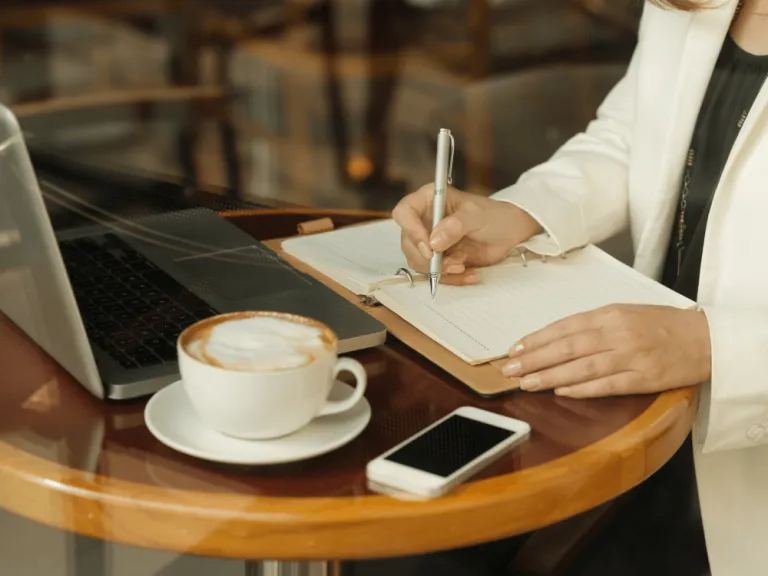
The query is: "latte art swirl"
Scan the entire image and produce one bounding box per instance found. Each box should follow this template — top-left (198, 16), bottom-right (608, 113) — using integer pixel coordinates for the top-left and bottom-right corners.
top-left (185, 315), bottom-right (332, 371)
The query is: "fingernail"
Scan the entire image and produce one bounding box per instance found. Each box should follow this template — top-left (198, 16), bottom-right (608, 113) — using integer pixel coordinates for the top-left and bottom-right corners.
top-left (430, 232), bottom-right (446, 250)
top-left (509, 341), bottom-right (525, 356)
top-left (502, 360), bottom-right (522, 377)
top-left (446, 264), bottom-right (465, 274)
top-left (418, 241), bottom-right (432, 260)
top-left (520, 375), bottom-right (541, 391)
top-left (555, 387), bottom-right (572, 397)
top-left (464, 271), bottom-right (480, 283)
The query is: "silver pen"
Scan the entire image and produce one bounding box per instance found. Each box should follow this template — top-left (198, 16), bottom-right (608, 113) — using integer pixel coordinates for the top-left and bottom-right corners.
top-left (429, 128), bottom-right (455, 299)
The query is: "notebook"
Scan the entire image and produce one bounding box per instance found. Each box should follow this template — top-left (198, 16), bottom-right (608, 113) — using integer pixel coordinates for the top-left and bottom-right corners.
top-left (281, 219), bottom-right (696, 366)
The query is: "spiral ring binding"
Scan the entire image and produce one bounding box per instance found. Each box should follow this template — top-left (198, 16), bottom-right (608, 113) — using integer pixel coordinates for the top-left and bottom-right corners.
top-left (514, 246), bottom-right (567, 267)
top-left (395, 267), bottom-right (415, 288)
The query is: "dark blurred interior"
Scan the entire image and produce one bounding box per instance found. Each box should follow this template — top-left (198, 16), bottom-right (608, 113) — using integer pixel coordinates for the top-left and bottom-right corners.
top-left (0, 0), bottom-right (642, 216)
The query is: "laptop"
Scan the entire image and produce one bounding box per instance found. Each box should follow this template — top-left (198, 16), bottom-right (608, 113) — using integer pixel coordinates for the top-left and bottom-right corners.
top-left (0, 105), bottom-right (386, 401)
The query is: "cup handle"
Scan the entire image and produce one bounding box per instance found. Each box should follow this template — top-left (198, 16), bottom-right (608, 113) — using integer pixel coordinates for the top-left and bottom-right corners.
top-left (318, 357), bottom-right (367, 417)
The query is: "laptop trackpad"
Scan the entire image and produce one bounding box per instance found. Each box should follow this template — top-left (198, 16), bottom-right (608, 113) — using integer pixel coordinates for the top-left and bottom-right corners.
top-left (174, 248), bottom-right (313, 302)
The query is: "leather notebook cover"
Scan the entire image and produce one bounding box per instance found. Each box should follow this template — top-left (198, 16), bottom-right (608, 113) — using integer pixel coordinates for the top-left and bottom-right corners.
top-left (264, 236), bottom-right (520, 397)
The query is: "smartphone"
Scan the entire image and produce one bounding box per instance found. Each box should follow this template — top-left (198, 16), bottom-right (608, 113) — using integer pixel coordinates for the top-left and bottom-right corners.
top-left (365, 406), bottom-right (531, 498)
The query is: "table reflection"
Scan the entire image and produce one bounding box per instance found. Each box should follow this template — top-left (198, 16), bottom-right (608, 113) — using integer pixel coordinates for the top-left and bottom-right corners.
top-left (0, 306), bottom-right (653, 501)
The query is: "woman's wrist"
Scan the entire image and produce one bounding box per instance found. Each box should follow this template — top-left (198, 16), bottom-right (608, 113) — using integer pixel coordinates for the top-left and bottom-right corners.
top-left (688, 309), bottom-right (713, 384)
top-left (490, 200), bottom-right (544, 247)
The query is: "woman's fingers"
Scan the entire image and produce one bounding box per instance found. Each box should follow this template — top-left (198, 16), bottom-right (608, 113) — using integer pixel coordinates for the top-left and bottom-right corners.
top-left (439, 269), bottom-right (480, 286)
top-left (515, 352), bottom-right (621, 392)
top-left (401, 237), bottom-right (479, 285)
top-left (392, 187), bottom-right (432, 251)
top-left (554, 372), bottom-right (643, 398)
top-left (402, 237), bottom-right (468, 274)
top-left (429, 201), bottom-right (486, 252)
top-left (503, 330), bottom-right (606, 378)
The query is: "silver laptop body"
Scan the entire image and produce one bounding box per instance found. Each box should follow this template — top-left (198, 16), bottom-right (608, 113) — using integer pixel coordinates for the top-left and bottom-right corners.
top-left (0, 105), bottom-right (386, 401)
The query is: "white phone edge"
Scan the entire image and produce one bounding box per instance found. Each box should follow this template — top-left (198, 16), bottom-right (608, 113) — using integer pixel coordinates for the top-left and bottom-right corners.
top-left (365, 406), bottom-right (531, 499)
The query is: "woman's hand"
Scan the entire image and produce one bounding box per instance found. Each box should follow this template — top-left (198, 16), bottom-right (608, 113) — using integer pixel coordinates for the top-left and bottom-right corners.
top-left (502, 304), bottom-right (711, 398)
top-left (392, 184), bottom-right (541, 285)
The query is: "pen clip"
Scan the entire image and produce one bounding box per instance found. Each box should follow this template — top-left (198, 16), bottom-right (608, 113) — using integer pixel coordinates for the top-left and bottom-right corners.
top-left (447, 131), bottom-right (455, 186)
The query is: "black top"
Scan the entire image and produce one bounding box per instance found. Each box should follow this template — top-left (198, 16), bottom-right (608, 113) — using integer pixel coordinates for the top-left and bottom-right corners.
top-left (660, 35), bottom-right (768, 299)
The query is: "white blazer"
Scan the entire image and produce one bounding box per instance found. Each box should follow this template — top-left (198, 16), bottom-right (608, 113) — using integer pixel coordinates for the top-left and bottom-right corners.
top-left (493, 1), bottom-right (768, 574)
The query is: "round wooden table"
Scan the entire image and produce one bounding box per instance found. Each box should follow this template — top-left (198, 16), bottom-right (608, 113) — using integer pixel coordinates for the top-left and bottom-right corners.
top-left (0, 208), bottom-right (697, 574)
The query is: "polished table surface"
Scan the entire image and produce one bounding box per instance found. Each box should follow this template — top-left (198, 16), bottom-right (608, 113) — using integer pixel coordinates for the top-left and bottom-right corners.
top-left (0, 208), bottom-right (697, 562)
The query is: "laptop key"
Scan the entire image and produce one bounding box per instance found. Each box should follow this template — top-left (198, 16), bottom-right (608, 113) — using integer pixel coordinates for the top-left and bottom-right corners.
top-left (125, 318), bottom-right (147, 330)
top-left (162, 329), bottom-right (182, 343)
top-left (143, 336), bottom-right (165, 348)
top-left (169, 313), bottom-right (194, 326)
top-left (91, 334), bottom-right (110, 349)
top-left (118, 273), bottom-right (142, 284)
top-left (135, 353), bottom-right (162, 367)
top-left (96, 320), bottom-right (119, 333)
top-left (125, 344), bottom-right (151, 357)
top-left (108, 349), bottom-right (137, 367)
top-left (100, 258), bottom-right (123, 269)
top-left (153, 321), bottom-right (178, 333)
top-left (139, 289), bottom-right (163, 300)
top-left (82, 287), bottom-right (107, 298)
top-left (112, 333), bottom-right (136, 347)
top-left (112, 310), bottom-right (137, 322)
top-left (146, 312), bottom-right (165, 323)
top-left (93, 251), bottom-right (116, 262)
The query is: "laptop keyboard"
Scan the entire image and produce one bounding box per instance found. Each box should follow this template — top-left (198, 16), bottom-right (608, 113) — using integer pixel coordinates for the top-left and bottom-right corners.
top-left (59, 234), bottom-right (218, 370)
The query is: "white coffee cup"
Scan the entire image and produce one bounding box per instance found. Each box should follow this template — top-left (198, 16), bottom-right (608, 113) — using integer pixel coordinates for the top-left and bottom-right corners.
top-left (177, 311), bottom-right (367, 440)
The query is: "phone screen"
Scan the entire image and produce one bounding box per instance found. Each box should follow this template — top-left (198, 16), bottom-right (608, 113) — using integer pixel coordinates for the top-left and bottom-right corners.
top-left (384, 414), bottom-right (517, 477)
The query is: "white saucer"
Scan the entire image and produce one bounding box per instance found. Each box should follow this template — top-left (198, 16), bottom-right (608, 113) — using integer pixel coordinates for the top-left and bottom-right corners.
top-left (144, 379), bottom-right (371, 465)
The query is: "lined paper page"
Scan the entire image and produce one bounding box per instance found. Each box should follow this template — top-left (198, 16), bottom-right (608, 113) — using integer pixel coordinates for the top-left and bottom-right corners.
top-left (375, 245), bottom-right (696, 364)
top-left (282, 219), bottom-right (408, 293)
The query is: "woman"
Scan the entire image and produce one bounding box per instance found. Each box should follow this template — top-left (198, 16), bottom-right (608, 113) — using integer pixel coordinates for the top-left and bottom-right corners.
top-left (393, 0), bottom-right (768, 574)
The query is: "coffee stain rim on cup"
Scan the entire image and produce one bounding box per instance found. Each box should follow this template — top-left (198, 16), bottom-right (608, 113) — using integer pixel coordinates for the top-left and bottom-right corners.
top-left (178, 310), bottom-right (338, 372)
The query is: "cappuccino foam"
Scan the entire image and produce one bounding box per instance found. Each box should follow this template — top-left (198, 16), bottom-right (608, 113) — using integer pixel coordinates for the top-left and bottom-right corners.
top-left (186, 315), bottom-right (330, 371)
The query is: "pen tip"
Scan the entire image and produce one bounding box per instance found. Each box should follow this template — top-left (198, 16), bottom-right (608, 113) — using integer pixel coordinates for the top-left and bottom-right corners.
top-left (429, 275), bottom-right (438, 298)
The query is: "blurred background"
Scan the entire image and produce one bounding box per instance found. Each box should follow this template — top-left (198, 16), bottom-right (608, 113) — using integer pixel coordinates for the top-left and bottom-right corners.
top-left (2, 0), bottom-right (642, 214)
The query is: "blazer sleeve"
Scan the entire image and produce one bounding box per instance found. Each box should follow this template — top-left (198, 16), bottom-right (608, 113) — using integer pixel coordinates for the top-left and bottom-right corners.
top-left (694, 306), bottom-right (768, 453)
top-left (490, 13), bottom-right (646, 256)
